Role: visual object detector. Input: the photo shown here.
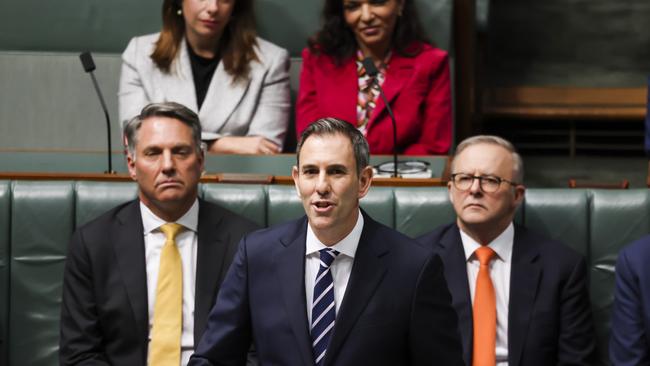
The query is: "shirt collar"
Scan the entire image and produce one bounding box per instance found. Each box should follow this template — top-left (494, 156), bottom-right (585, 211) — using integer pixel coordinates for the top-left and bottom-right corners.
top-left (305, 209), bottom-right (364, 259)
top-left (139, 199), bottom-right (199, 234)
top-left (460, 222), bottom-right (514, 263)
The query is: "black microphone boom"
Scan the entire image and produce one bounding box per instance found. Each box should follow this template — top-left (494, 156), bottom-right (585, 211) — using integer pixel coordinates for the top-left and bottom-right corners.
top-left (79, 51), bottom-right (115, 174)
top-left (362, 57), bottom-right (398, 177)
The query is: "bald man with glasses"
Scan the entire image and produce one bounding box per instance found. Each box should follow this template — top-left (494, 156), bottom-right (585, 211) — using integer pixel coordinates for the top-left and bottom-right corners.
top-left (418, 135), bottom-right (597, 366)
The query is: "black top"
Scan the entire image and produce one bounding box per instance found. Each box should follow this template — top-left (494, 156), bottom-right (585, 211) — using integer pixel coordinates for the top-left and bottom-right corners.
top-left (187, 43), bottom-right (221, 110)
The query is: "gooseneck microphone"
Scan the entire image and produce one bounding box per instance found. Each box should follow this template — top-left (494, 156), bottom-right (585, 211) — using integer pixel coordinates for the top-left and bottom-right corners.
top-left (79, 51), bottom-right (115, 174)
top-left (362, 57), bottom-right (398, 178)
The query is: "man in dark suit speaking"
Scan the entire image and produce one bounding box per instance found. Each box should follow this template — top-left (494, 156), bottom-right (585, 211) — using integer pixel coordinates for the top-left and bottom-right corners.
top-left (189, 118), bottom-right (463, 366)
top-left (418, 135), bottom-right (597, 366)
top-left (59, 102), bottom-right (258, 365)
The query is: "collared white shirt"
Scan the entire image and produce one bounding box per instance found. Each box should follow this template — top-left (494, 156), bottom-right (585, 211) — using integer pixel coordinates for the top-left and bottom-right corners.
top-left (141, 199), bottom-right (199, 366)
top-left (460, 223), bottom-right (514, 366)
top-left (305, 210), bottom-right (364, 325)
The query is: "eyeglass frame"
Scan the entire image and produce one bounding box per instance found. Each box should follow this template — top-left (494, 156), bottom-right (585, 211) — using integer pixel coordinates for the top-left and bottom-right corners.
top-left (450, 173), bottom-right (520, 193)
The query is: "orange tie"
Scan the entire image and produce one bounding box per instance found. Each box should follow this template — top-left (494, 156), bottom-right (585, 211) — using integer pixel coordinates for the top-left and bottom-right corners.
top-left (473, 246), bottom-right (496, 366)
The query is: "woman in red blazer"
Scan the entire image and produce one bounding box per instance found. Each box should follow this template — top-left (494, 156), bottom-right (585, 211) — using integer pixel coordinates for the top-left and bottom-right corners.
top-left (296, 0), bottom-right (452, 155)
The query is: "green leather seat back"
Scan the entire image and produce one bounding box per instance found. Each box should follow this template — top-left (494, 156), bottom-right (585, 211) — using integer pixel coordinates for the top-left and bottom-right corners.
top-left (394, 187), bottom-right (454, 238)
top-left (522, 189), bottom-right (589, 256)
top-left (201, 183), bottom-right (267, 227)
top-left (267, 185), bottom-right (305, 226)
top-left (0, 181), bottom-right (9, 366)
top-left (75, 181), bottom-right (138, 227)
top-left (9, 181), bottom-right (74, 366)
top-left (589, 189), bottom-right (650, 364)
top-left (0, 0), bottom-right (451, 55)
top-left (360, 187), bottom-right (395, 228)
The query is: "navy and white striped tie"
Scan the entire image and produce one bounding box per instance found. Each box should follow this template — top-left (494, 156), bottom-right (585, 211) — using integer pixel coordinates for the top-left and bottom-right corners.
top-left (311, 248), bottom-right (340, 366)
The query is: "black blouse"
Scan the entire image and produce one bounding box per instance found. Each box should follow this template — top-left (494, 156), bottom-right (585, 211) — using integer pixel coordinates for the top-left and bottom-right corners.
top-left (187, 43), bottom-right (221, 110)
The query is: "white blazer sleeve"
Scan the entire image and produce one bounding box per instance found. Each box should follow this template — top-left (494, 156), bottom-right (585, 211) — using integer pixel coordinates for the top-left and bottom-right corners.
top-left (245, 46), bottom-right (291, 147)
top-left (118, 37), bottom-right (151, 128)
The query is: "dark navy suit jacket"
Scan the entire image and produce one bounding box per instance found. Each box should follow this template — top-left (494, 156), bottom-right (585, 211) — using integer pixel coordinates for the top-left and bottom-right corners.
top-left (610, 234), bottom-right (650, 365)
top-left (418, 223), bottom-right (597, 366)
top-left (189, 212), bottom-right (464, 366)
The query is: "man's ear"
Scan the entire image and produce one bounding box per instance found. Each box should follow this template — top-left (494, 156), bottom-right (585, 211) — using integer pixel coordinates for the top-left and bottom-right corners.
top-left (513, 184), bottom-right (526, 207)
top-left (357, 166), bottom-right (373, 199)
top-left (291, 166), bottom-right (301, 197)
top-left (126, 153), bottom-right (137, 181)
top-left (447, 180), bottom-right (454, 204)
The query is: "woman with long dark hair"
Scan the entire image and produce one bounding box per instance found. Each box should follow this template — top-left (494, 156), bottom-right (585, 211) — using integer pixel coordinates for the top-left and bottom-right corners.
top-left (120, 0), bottom-right (290, 154)
top-left (296, 0), bottom-right (452, 155)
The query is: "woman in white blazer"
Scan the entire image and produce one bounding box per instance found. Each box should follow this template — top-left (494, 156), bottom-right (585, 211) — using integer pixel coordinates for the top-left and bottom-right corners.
top-left (119, 0), bottom-right (290, 154)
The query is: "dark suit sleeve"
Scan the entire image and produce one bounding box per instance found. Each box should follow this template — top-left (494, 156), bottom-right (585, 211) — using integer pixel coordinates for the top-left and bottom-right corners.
top-left (189, 236), bottom-right (253, 366)
top-left (609, 248), bottom-right (648, 365)
top-left (59, 229), bottom-right (110, 365)
top-left (557, 256), bottom-right (598, 365)
top-left (409, 253), bottom-right (465, 365)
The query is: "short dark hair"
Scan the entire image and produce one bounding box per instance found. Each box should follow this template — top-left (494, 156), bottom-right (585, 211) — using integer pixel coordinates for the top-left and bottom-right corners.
top-left (124, 102), bottom-right (204, 158)
top-left (296, 118), bottom-right (370, 175)
top-left (308, 0), bottom-right (430, 63)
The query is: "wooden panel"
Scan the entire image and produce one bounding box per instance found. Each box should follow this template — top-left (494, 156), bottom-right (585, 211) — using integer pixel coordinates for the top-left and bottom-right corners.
top-left (483, 87), bottom-right (647, 120)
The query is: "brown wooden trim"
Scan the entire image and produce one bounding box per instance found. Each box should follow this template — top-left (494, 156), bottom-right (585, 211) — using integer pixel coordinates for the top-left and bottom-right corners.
top-left (483, 87), bottom-right (647, 120)
top-left (0, 172), bottom-right (446, 187)
top-left (568, 178), bottom-right (630, 189)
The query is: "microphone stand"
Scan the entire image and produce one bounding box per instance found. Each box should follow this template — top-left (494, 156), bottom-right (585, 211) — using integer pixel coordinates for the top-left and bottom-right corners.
top-left (79, 51), bottom-right (115, 174)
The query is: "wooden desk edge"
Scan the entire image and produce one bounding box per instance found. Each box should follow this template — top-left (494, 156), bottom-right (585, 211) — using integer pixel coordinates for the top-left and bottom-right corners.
top-left (1, 172), bottom-right (446, 187)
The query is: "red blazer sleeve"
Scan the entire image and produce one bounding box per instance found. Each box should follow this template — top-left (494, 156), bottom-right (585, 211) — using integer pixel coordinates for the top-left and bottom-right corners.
top-left (295, 48), bottom-right (320, 137)
top-left (402, 49), bottom-right (452, 155)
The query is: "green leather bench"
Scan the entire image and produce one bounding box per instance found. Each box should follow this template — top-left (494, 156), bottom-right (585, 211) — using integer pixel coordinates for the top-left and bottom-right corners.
top-left (2, 180), bottom-right (644, 365)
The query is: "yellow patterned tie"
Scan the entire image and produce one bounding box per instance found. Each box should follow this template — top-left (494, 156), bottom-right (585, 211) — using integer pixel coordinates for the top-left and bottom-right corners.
top-left (149, 223), bottom-right (184, 365)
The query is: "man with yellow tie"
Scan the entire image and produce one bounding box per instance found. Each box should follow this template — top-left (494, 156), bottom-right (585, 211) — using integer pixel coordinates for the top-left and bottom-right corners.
top-left (59, 102), bottom-right (258, 365)
top-left (418, 135), bottom-right (597, 366)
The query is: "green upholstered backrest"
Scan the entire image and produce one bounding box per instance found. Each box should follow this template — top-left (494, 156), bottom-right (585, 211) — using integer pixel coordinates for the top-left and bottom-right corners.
top-left (267, 185), bottom-right (304, 226)
top-left (0, 181), bottom-right (9, 366)
top-left (589, 189), bottom-right (650, 364)
top-left (3, 181), bottom-right (648, 366)
top-left (394, 187), bottom-right (454, 238)
top-left (201, 184), bottom-right (268, 227)
top-left (522, 189), bottom-right (590, 256)
top-left (75, 181), bottom-right (138, 227)
top-left (9, 181), bottom-right (75, 366)
top-left (0, 0), bottom-right (452, 55)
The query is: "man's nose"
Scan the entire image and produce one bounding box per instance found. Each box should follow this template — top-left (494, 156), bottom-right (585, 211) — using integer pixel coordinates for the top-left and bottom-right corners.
top-left (161, 150), bottom-right (176, 173)
top-left (315, 172), bottom-right (330, 195)
top-left (469, 177), bottom-right (482, 194)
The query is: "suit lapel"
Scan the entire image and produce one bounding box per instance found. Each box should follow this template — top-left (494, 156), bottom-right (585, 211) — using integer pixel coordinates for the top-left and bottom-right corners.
top-left (508, 227), bottom-right (541, 366)
top-left (274, 217), bottom-right (314, 366)
top-left (326, 58), bottom-right (358, 124)
top-left (200, 59), bottom-right (251, 131)
top-left (367, 54), bottom-right (411, 129)
top-left (158, 40), bottom-right (198, 111)
top-left (324, 214), bottom-right (389, 366)
top-left (193, 200), bottom-right (230, 344)
top-left (113, 201), bottom-right (149, 359)
top-left (438, 225), bottom-right (474, 365)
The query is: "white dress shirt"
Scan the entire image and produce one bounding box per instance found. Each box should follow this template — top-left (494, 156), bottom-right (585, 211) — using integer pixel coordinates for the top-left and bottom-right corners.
top-left (460, 223), bottom-right (514, 366)
top-left (141, 200), bottom-right (199, 366)
top-left (305, 210), bottom-right (364, 325)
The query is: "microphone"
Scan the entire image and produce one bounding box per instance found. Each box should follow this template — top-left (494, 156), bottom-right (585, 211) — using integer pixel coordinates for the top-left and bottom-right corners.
top-left (362, 57), bottom-right (398, 177)
top-left (79, 51), bottom-right (115, 174)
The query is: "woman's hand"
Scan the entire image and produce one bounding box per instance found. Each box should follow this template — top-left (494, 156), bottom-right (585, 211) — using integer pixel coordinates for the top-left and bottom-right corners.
top-left (208, 136), bottom-right (282, 155)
